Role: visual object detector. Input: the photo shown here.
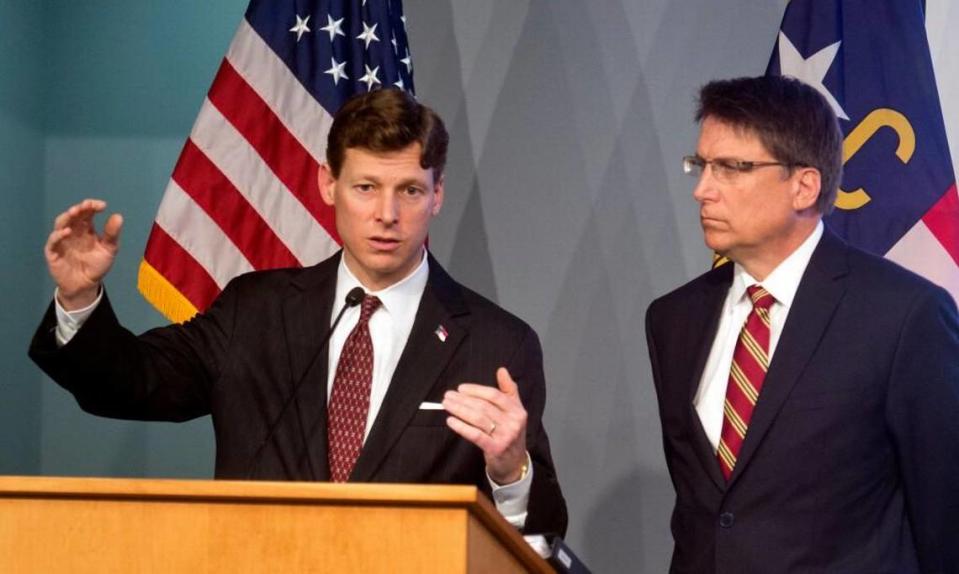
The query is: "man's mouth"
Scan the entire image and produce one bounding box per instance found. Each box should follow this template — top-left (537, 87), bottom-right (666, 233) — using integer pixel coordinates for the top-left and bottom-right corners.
top-left (369, 236), bottom-right (401, 250)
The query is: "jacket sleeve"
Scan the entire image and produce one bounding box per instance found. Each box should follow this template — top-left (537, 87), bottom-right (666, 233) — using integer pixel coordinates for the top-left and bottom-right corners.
top-left (885, 286), bottom-right (959, 573)
top-left (28, 285), bottom-right (238, 422)
top-left (510, 326), bottom-right (569, 537)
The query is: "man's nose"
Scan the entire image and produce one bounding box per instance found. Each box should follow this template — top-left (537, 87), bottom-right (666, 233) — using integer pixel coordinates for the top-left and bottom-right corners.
top-left (692, 167), bottom-right (718, 203)
top-left (376, 191), bottom-right (399, 223)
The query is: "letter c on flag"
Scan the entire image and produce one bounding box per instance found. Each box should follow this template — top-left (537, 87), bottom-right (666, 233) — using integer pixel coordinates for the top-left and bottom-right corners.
top-left (836, 108), bottom-right (916, 210)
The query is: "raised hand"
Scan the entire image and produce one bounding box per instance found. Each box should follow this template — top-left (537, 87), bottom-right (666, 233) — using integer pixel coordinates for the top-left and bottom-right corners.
top-left (443, 367), bottom-right (529, 485)
top-left (45, 199), bottom-right (123, 310)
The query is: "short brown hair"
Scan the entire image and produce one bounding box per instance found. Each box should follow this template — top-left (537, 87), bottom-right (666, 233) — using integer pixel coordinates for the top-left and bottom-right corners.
top-left (326, 89), bottom-right (449, 179)
top-left (696, 76), bottom-right (843, 215)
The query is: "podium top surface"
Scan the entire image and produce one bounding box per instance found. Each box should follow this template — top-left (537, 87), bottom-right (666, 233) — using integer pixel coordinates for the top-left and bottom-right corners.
top-left (0, 475), bottom-right (483, 505)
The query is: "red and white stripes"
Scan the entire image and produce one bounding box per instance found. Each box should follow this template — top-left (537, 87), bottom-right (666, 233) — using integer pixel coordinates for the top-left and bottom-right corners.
top-left (140, 19), bottom-right (340, 322)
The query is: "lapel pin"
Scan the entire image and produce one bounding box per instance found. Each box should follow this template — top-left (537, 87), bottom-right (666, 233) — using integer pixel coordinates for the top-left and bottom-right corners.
top-left (434, 324), bottom-right (448, 342)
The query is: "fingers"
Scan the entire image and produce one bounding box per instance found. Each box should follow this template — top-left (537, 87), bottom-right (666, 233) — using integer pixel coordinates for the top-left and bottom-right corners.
top-left (102, 213), bottom-right (124, 248)
top-left (445, 414), bottom-right (494, 450)
top-left (53, 199), bottom-right (107, 230)
top-left (453, 369), bottom-right (520, 412)
top-left (52, 200), bottom-right (108, 248)
top-left (444, 385), bottom-right (523, 429)
top-left (49, 199), bottom-right (122, 250)
top-left (496, 367), bottom-right (518, 396)
top-left (44, 227), bottom-right (73, 260)
top-left (443, 390), bottom-right (502, 439)
top-left (442, 370), bottom-right (528, 449)
top-left (443, 369), bottom-right (529, 484)
top-left (45, 200), bottom-right (123, 296)
top-left (450, 384), bottom-right (511, 411)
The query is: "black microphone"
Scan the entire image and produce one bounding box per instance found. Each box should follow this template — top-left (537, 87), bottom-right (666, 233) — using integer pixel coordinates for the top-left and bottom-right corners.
top-left (342, 286), bottom-right (366, 308)
top-left (246, 286), bottom-right (366, 480)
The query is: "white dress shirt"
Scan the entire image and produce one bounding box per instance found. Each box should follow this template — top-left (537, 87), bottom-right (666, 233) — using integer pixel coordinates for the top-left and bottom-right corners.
top-left (54, 248), bottom-right (532, 527)
top-left (330, 250), bottom-right (532, 526)
top-left (694, 221), bottom-right (824, 451)
top-left (328, 251), bottom-right (429, 439)
top-left (54, 288), bottom-right (101, 346)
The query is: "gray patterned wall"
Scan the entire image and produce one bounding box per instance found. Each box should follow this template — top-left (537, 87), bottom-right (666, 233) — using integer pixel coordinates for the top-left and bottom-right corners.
top-left (405, 2), bottom-right (787, 570)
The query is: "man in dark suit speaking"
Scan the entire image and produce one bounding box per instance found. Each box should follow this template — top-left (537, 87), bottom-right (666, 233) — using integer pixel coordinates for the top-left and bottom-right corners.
top-left (646, 76), bottom-right (959, 573)
top-left (29, 89), bottom-right (566, 536)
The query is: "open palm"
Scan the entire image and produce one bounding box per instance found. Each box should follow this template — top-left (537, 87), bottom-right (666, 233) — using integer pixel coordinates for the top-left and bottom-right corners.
top-left (45, 199), bottom-right (123, 308)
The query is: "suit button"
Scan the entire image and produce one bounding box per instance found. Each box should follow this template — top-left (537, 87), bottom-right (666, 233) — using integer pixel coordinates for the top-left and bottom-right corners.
top-left (719, 512), bottom-right (735, 528)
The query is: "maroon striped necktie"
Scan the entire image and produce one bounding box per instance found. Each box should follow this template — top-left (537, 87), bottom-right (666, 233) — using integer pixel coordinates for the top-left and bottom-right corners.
top-left (717, 285), bottom-right (775, 480)
top-left (327, 294), bottom-right (381, 482)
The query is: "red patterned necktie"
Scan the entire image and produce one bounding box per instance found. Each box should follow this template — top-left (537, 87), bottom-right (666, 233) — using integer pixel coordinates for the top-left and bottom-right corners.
top-left (328, 294), bottom-right (381, 482)
top-left (717, 285), bottom-right (775, 480)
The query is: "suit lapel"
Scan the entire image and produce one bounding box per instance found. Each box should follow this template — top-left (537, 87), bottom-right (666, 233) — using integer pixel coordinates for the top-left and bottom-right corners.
top-left (350, 255), bottom-right (469, 482)
top-left (727, 230), bottom-right (849, 487)
top-left (683, 266), bottom-right (734, 490)
top-left (282, 253), bottom-right (341, 481)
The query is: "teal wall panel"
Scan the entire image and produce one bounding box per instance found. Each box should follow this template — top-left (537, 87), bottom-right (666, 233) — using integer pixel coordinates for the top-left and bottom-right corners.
top-left (0, 1), bottom-right (46, 475)
top-left (2, 0), bottom-right (245, 477)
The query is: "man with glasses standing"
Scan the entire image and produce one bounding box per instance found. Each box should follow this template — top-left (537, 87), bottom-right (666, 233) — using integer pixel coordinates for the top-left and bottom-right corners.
top-left (645, 75), bottom-right (959, 573)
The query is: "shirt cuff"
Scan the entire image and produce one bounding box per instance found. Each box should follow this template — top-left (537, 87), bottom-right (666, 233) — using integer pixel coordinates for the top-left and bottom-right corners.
top-left (487, 451), bottom-right (533, 529)
top-left (54, 287), bottom-right (103, 347)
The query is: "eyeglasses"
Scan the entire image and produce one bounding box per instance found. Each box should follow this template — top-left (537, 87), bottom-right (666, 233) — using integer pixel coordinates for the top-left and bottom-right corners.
top-left (682, 155), bottom-right (805, 183)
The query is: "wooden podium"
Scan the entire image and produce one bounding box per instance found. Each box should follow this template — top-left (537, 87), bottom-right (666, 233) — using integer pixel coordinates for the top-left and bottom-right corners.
top-left (0, 476), bottom-right (554, 573)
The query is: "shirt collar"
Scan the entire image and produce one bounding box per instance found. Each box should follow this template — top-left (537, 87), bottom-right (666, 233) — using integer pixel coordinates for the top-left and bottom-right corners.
top-left (334, 248), bottom-right (430, 320)
top-left (731, 220), bottom-right (824, 309)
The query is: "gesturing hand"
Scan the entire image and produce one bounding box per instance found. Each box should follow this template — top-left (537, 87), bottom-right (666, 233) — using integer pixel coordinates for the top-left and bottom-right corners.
top-left (443, 367), bottom-right (529, 485)
top-left (45, 199), bottom-right (123, 310)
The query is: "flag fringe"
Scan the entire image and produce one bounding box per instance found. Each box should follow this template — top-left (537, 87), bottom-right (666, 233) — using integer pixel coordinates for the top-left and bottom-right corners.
top-left (137, 260), bottom-right (199, 324)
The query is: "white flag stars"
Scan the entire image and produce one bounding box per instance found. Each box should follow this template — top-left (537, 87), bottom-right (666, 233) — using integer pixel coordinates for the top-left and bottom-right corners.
top-left (289, 14), bottom-right (311, 42)
top-left (359, 65), bottom-right (382, 91)
top-left (311, 9), bottom-right (411, 93)
top-left (778, 31), bottom-right (849, 120)
top-left (325, 57), bottom-right (349, 86)
top-left (320, 14), bottom-right (346, 42)
top-left (357, 22), bottom-right (380, 49)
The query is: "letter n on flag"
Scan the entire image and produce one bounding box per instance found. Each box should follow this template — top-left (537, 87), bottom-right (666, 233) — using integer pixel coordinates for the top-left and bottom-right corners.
top-left (138, 0), bottom-right (416, 322)
top-left (768, 0), bottom-right (959, 302)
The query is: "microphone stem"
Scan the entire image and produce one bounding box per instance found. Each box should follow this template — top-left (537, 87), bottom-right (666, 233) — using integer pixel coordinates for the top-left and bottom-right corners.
top-left (246, 288), bottom-right (365, 480)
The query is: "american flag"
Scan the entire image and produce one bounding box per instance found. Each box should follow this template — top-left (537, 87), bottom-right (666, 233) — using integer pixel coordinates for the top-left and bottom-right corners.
top-left (138, 0), bottom-right (415, 322)
top-left (767, 0), bottom-right (959, 302)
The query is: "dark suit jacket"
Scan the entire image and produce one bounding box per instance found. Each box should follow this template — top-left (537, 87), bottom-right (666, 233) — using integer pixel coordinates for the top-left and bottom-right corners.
top-left (29, 252), bottom-right (567, 536)
top-left (646, 228), bottom-right (959, 573)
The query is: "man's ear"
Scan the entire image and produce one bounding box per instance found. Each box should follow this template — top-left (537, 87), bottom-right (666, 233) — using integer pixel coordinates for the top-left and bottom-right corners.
top-left (431, 174), bottom-right (445, 216)
top-left (793, 167), bottom-right (822, 212)
top-left (318, 163), bottom-right (336, 206)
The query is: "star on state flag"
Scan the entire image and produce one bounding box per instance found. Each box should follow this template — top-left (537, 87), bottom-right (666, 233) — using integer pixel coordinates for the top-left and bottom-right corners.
top-left (768, 0), bottom-right (959, 302)
top-left (139, 0), bottom-right (415, 322)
